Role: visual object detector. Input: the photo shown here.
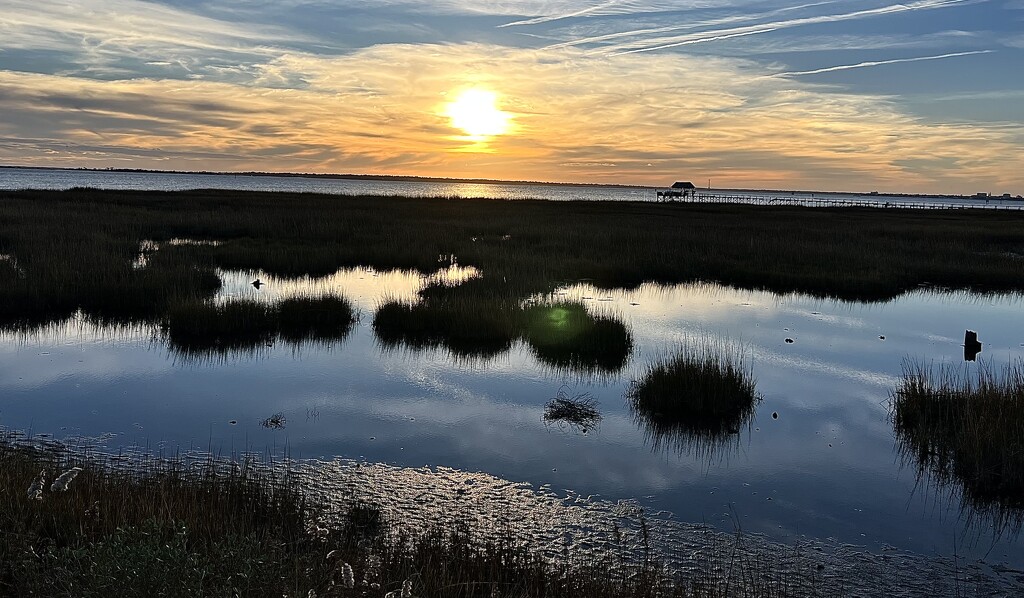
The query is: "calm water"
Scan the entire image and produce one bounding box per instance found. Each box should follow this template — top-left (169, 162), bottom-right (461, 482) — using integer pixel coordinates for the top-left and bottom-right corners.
top-left (2, 262), bottom-right (1023, 569)
top-left (3, 166), bottom-right (1022, 208)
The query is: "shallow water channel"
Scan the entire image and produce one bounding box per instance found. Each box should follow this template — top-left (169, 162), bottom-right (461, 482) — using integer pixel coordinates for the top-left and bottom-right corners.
top-left (2, 266), bottom-right (1023, 572)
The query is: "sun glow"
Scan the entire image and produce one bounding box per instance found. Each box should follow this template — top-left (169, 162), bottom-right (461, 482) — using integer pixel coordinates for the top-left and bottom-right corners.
top-left (444, 88), bottom-right (512, 139)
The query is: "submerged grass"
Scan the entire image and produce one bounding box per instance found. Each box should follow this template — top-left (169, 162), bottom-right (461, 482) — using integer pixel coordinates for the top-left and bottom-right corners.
top-left (892, 359), bottom-right (1024, 532)
top-left (543, 386), bottom-right (602, 433)
top-left (1, 437), bottom-right (849, 598)
top-left (628, 340), bottom-right (761, 456)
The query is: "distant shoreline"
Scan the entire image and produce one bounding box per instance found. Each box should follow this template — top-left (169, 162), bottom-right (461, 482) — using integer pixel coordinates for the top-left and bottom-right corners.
top-left (1, 164), bottom-right (1018, 200)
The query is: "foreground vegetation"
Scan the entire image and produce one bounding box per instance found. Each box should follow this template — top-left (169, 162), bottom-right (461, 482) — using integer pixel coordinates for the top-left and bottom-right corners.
top-left (628, 341), bottom-right (761, 456)
top-left (2, 188), bottom-right (1024, 349)
top-left (1, 438), bottom-right (847, 597)
top-left (892, 359), bottom-right (1024, 533)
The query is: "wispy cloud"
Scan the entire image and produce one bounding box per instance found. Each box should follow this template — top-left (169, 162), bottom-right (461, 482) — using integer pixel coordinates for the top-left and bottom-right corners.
top-left (774, 50), bottom-right (994, 76)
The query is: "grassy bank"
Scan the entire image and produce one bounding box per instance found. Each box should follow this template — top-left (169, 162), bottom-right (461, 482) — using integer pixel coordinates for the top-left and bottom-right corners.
top-left (892, 359), bottom-right (1024, 532)
top-left (1, 438), bottom-right (842, 598)
top-left (2, 188), bottom-right (1024, 340)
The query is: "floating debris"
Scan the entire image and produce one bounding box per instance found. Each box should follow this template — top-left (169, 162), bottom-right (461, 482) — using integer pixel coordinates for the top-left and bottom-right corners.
top-left (785, 338), bottom-right (795, 344)
top-left (26, 470), bottom-right (46, 500)
top-left (260, 413), bottom-right (286, 429)
top-left (772, 412), bottom-right (779, 419)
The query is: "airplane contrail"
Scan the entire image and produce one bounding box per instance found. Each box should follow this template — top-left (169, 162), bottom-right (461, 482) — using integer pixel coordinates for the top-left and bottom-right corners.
top-left (541, 1), bottom-right (840, 50)
top-left (772, 49), bottom-right (994, 77)
top-left (605, 0), bottom-right (973, 56)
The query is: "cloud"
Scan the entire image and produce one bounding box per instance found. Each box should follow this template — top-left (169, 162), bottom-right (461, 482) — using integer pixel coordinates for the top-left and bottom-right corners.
top-left (1, 42), bottom-right (1021, 193)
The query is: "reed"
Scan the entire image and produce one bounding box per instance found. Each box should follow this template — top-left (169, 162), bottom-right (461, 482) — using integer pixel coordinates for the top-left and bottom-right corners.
top-left (892, 359), bottom-right (1024, 531)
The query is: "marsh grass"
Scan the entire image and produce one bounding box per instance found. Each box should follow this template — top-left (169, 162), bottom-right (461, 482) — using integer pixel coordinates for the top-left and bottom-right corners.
top-left (372, 297), bottom-right (519, 358)
top-left (544, 386), bottom-right (602, 433)
top-left (524, 302), bottom-right (633, 373)
top-left (628, 340), bottom-right (761, 456)
top-left (3, 189), bottom-right (1024, 341)
top-left (1, 437), bottom-right (846, 598)
top-left (892, 359), bottom-right (1024, 533)
top-left (372, 297), bottom-right (634, 371)
top-left (163, 294), bottom-right (356, 357)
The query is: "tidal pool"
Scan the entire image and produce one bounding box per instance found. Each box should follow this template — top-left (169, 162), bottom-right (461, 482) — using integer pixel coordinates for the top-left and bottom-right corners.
top-left (2, 270), bottom-right (1023, 573)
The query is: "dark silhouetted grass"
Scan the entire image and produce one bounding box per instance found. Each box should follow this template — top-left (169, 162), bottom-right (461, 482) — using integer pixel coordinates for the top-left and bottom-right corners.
top-left (373, 298), bottom-right (633, 371)
top-left (3, 188), bottom-right (1024, 338)
top-left (892, 359), bottom-right (1024, 532)
top-left (372, 297), bottom-right (519, 358)
top-left (163, 294), bottom-right (355, 358)
top-left (524, 302), bottom-right (633, 373)
top-left (628, 341), bottom-right (761, 456)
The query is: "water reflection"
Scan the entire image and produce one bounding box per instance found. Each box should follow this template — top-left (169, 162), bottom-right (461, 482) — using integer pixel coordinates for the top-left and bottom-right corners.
top-left (3, 273), bottom-right (1024, 565)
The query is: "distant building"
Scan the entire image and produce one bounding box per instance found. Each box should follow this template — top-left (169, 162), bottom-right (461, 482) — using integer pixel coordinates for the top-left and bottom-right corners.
top-left (1002, 193), bottom-right (1012, 199)
top-left (657, 181), bottom-right (697, 200)
top-left (975, 192), bottom-right (990, 198)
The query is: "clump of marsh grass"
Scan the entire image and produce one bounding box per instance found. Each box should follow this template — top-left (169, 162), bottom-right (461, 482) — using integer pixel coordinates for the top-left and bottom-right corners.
top-left (543, 386), bottom-right (602, 433)
top-left (892, 359), bottom-right (1024, 532)
top-left (164, 294), bottom-right (356, 358)
top-left (372, 297), bottom-right (519, 358)
top-left (524, 301), bottom-right (633, 374)
top-left (628, 339), bottom-right (761, 456)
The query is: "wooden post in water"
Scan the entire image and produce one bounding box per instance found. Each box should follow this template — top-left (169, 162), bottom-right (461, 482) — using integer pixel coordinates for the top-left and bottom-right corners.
top-left (964, 329), bottom-right (982, 361)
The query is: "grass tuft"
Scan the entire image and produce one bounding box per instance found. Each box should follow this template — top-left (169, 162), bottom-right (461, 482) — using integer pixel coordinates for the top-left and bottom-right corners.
top-left (628, 340), bottom-right (761, 456)
top-left (163, 294), bottom-right (356, 358)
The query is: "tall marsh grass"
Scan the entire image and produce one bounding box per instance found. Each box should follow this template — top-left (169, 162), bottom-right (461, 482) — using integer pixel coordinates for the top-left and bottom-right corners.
top-left (628, 340), bottom-right (761, 456)
top-left (892, 359), bottom-right (1024, 532)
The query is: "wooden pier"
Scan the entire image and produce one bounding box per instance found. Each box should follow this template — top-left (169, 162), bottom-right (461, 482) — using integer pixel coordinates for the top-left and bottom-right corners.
top-left (657, 192), bottom-right (1024, 211)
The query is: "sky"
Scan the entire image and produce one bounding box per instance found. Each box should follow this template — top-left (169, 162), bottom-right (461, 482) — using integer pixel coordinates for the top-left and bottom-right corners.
top-left (0, 0), bottom-right (1021, 193)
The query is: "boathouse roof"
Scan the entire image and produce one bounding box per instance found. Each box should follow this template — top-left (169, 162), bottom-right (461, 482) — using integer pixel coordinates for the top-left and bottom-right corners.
top-left (671, 181), bottom-right (696, 189)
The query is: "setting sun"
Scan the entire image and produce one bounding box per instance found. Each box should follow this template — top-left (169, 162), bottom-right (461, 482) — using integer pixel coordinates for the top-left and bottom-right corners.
top-left (444, 88), bottom-right (511, 139)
